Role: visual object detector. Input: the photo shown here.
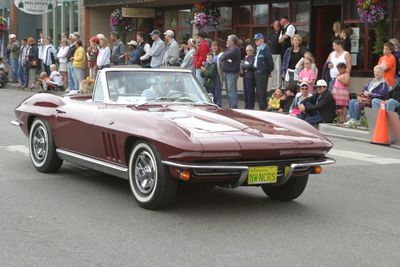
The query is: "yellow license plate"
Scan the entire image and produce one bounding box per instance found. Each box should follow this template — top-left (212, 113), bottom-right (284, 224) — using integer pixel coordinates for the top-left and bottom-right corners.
top-left (248, 166), bottom-right (278, 185)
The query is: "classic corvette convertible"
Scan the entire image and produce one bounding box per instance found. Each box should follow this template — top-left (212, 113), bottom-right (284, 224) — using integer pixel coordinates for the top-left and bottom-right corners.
top-left (11, 68), bottom-right (335, 209)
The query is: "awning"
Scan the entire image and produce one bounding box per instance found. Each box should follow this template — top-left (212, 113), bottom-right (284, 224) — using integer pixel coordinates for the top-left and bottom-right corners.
top-left (83, 0), bottom-right (158, 7)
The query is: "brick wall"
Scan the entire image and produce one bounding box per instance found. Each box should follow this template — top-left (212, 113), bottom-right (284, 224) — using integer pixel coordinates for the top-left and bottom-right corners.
top-left (9, 0), bottom-right (17, 35)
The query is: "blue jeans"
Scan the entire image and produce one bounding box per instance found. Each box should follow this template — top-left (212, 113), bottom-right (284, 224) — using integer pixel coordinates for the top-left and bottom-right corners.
top-left (73, 67), bottom-right (85, 91)
top-left (18, 63), bottom-right (27, 85)
top-left (196, 68), bottom-right (205, 86)
top-left (67, 62), bottom-right (76, 90)
top-left (225, 73), bottom-right (239, 108)
top-left (214, 72), bottom-right (222, 107)
top-left (304, 114), bottom-right (322, 125)
top-left (43, 64), bottom-right (51, 76)
top-left (328, 78), bottom-right (335, 93)
top-left (348, 99), bottom-right (362, 120)
top-left (243, 77), bottom-right (255, 109)
top-left (10, 58), bottom-right (19, 81)
top-left (372, 98), bottom-right (400, 112)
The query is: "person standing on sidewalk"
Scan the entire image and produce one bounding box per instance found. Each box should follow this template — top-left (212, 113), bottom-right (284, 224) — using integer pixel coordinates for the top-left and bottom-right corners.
top-left (268, 20), bottom-right (282, 91)
top-left (66, 32), bottom-right (79, 91)
top-left (26, 37), bottom-right (39, 90)
top-left (8, 34), bottom-right (19, 83)
top-left (136, 32), bottom-right (151, 68)
top-left (42, 36), bottom-right (57, 76)
top-left (110, 31), bottom-right (125, 66)
top-left (219, 34), bottom-right (241, 108)
top-left (71, 40), bottom-right (86, 93)
top-left (253, 33), bottom-right (274, 110)
top-left (146, 30), bottom-right (165, 69)
top-left (162, 30), bottom-right (180, 66)
top-left (241, 45), bottom-right (256, 109)
top-left (17, 38), bottom-right (28, 88)
top-left (194, 32), bottom-right (210, 85)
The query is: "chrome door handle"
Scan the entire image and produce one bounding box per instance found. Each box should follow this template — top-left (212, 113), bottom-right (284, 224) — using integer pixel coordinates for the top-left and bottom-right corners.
top-left (55, 109), bottom-right (66, 114)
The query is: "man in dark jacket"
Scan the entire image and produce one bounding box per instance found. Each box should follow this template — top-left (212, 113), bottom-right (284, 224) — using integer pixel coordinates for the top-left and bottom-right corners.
top-left (299, 79), bottom-right (336, 125)
top-left (219, 34), bottom-right (241, 108)
top-left (371, 83), bottom-right (400, 112)
top-left (253, 33), bottom-right (274, 110)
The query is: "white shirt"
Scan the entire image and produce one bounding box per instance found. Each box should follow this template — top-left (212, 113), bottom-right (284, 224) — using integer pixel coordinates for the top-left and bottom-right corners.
top-left (57, 45), bottom-right (70, 63)
top-left (139, 43), bottom-right (151, 61)
top-left (97, 47), bottom-right (111, 68)
top-left (279, 23), bottom-right (296, 39)
top-left (50, 71), bottom-right (63, 86)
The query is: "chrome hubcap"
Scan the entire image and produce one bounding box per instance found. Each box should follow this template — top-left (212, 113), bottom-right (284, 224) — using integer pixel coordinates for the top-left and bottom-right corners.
top-left (32, 126), bottom-right (47, 162)
top-left (134, 151), bottom-right (156, 194)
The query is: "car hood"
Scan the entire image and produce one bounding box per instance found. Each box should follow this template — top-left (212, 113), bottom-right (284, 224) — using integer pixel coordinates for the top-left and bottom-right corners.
top-left (142, 105), bottom-right (332, 156)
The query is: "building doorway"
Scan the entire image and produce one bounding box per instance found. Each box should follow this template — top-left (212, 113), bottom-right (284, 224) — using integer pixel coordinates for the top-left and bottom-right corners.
top-left (311, 5), bottom-right (341, 78)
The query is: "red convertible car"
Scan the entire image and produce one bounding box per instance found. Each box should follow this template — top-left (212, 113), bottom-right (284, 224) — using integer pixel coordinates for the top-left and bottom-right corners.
top-left (12, 68), bottom-right (334, 209)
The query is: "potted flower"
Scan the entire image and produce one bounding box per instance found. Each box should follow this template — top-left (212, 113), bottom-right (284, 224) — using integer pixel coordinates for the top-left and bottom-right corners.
top-left (0, 16), bottom-right (8, 34)
top-left (191, 2), bottom-right (221, 33)
top-left (356, 0), bottom-right (387, 55)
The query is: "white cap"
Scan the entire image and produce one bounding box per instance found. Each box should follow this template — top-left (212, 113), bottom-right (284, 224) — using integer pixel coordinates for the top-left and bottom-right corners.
top-left (127, 40), bottom-right (138, 46)
top-left (96, 33), bottom-right (105, 40)
top-left (315, 79), bottom-right (328, 87)
top-left (164, 30), bottom-right (175, 37)
top-left (299, 82), bottom-right (308, 88)
top-left (9, 34), bottom-right (16, 39)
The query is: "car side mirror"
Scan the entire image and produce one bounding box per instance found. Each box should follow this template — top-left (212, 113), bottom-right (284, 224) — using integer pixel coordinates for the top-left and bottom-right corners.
top-left (208, 93), bottom-right (214, 102)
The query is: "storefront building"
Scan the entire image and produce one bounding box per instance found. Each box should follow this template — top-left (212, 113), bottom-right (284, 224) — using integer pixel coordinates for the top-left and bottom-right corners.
top-left (82, 0), bottom-right (399, 79)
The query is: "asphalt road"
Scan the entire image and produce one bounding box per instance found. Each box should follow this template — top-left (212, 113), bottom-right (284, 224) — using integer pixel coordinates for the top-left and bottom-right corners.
top-left (1, 86), bottom-right (400, 266)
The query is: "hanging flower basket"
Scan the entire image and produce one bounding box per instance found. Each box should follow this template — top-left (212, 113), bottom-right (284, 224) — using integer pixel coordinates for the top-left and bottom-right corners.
top-left (109, 8), bottom-right (132, 39)
top-left (0, 16), bottom-right (8, 34)
top-left (356, 0), bottom-right (386, 24)
top-left (191, 2), bottom-right (221, 33)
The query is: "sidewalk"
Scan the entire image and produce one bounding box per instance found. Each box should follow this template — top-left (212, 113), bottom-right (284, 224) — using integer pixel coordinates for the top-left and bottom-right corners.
top-left (319, 123), bottom-right (400, 150)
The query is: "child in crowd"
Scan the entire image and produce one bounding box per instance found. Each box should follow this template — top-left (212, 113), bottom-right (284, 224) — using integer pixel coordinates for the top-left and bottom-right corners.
top-left (296, 52), bottom-right (318, 80)
top-left (0, 58), bottom-right (8, 87)
top-left (279, 83), bottom-right (297, 113)
top-left (39, 64), bottom-right (64, 92)
top-left (267, 88), bottom-right (284, 112)
top-left (332, 62), bottom-right (350, 123)
top-left (298, 58), bottom-right (316, 93)
top-left (201, 53), bottom-right (217, 97)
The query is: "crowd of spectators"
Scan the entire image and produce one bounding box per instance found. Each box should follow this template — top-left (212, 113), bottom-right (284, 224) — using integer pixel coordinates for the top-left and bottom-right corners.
top-left (3, 17), bottom-right (400, 126)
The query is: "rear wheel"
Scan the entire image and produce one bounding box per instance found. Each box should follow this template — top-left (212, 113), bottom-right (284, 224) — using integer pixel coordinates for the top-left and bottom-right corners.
top-left (128, 141), bottom-right (177, 210)
top-left (29, 118), bottom-right (63, 173)
top-left (261, 174), bottom-right (308, 201)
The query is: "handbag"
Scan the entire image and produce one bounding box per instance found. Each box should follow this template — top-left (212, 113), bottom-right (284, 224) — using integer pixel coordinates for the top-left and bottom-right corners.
top-left (31, 60), bottom-right (37, 68)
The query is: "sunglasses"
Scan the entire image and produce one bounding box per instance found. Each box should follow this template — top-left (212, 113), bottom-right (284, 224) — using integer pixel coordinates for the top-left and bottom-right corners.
top-left (300, 87), bottom-right (308, 90)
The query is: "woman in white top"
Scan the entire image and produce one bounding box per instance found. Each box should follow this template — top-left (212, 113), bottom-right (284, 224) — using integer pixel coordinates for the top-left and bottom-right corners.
top-left (326, 39), bottom-right (352, 92)
top-left (56, 38), bottom-right (69, 89)
top-left (96, 38), bottom-right (111, 70)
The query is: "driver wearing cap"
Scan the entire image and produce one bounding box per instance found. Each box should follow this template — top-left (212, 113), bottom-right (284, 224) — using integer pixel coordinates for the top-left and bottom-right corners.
top-left (299, 79), bottom-right (336, 125)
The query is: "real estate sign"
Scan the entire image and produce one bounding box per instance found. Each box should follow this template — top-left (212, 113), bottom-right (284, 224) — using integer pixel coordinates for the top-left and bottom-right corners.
top-left (14, 0), bottom-right (56, 15)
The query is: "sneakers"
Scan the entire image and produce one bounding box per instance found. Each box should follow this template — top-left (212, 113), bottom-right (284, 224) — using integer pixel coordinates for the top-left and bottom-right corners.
top-left (343, 119), bottom-right (361, 128)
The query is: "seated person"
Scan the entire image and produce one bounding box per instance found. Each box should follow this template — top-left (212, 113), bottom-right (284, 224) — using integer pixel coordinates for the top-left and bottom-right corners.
top-left (46, 64), bottom-right (64, 90)
top-left (267, 88), bottom-right (284, 112)
top-left (290, 82), bottom-right (312, 117)
top-left (0, 58), bottom-right (8, 87)
top-left (141, 76), bottom-right (177, 100)
top-left (344, 65), bottom-right (389, 127)
top-left (38, 72), bottom-right (50, 92)
top-left (372, 83), bottom-right (400, 112)
top-left (279, 83), bottom-right (297, 113)
top-left (299, 79), bottom-right (336, 125)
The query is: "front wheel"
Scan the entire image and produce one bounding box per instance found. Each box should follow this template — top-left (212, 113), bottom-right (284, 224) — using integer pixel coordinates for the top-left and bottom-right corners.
top-left (261, 174), bottom-right (308, 201)
top-left (29, 118), bottom-right (63, 173)
top-left (128, 141), bottom-right (177, 210)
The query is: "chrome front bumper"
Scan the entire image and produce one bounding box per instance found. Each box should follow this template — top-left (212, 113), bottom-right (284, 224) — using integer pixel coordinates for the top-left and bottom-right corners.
top-left (162, 157), bottom-right (336, 188)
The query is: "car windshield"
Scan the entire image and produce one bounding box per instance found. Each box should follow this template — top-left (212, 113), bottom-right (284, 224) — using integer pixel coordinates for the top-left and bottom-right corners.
top-left (105, 71), bottom-right (212, 105)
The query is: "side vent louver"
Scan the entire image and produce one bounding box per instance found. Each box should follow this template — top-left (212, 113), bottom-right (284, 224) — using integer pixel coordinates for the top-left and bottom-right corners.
top-left (102, 132), bottom-right (121, 163)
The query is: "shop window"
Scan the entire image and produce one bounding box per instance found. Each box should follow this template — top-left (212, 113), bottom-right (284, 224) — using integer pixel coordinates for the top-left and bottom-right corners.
top-left (271, 2), bottom-right (288, 21)
top-left (291, 1), bottom-right (310, 23)
top-left (164, 10), bottom-right (178, 33)
top-left (164, 9), bottom-right (192, 43)
top-left (216, 6), bottom-right (233, 44)
top-left (253, 4), bottom-right (268, 25)
top-left (394, 1), bottom-right (400, 40)
top-left (239, 5), bottom-right (251, 25)
top-left (344, 23), bottom-right (365, 70)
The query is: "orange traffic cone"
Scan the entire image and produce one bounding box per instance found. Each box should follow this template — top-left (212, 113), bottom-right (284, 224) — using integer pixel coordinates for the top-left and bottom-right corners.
top-left (371, 102), bottom-right (389, 145)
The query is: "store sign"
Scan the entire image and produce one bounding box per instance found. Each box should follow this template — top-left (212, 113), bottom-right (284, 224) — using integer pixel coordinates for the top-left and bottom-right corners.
top-left (122, 8), bottom-right (155, 18)
top-left (14, 0), bottom-right (56, 15)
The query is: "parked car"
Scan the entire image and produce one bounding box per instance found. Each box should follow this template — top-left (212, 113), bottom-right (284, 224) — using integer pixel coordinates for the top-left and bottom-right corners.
top-left (11, 68), bottom-right (335, 210)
